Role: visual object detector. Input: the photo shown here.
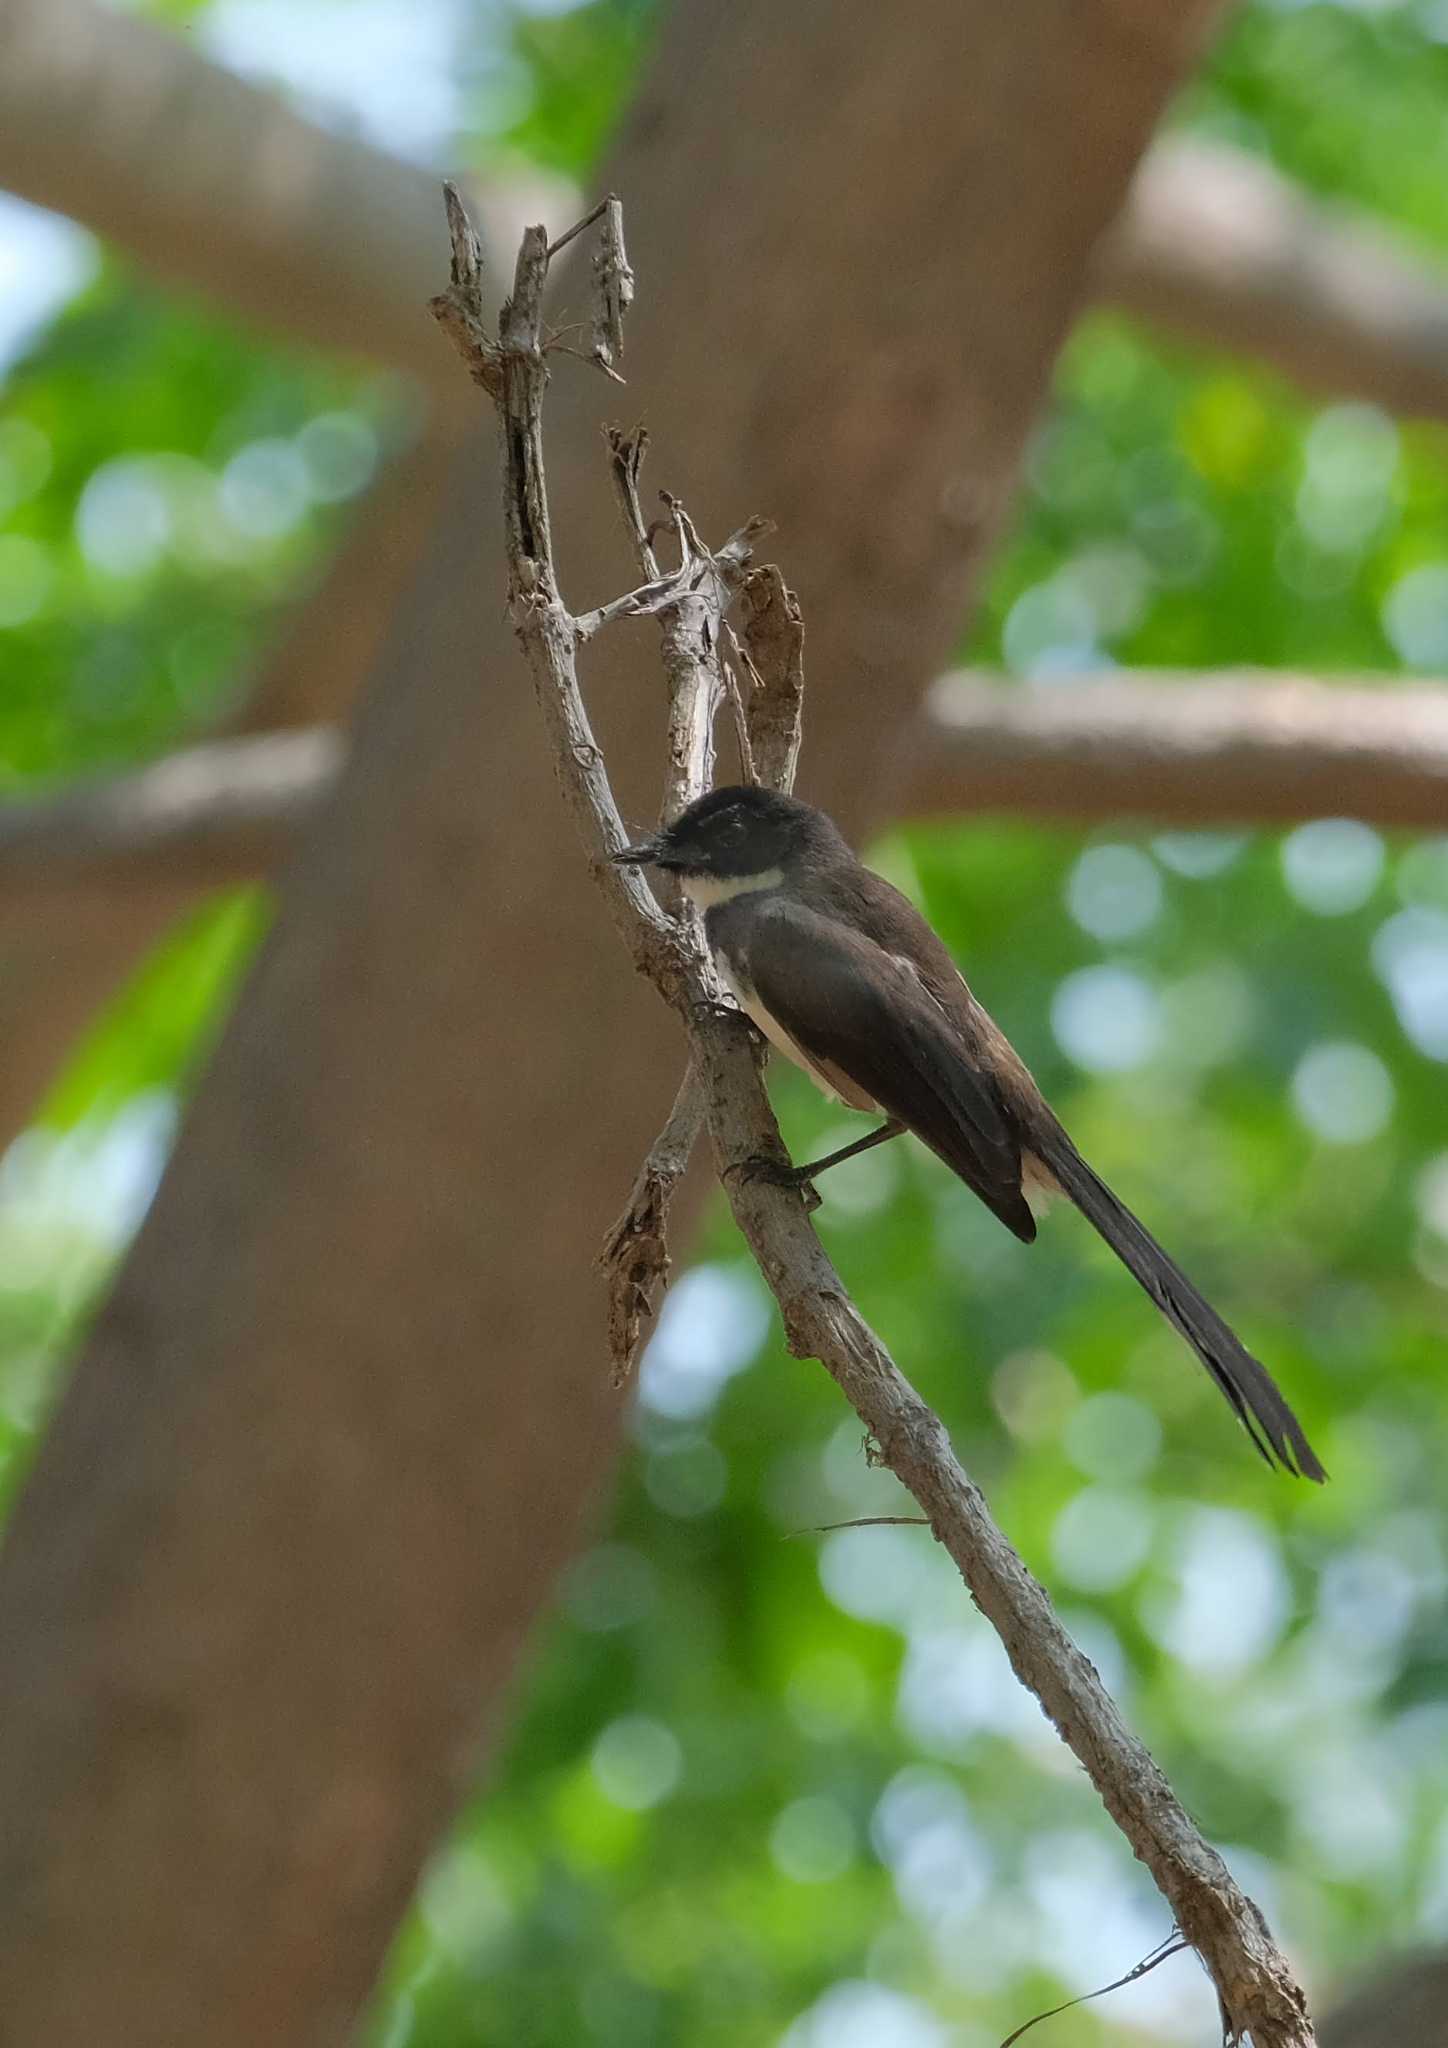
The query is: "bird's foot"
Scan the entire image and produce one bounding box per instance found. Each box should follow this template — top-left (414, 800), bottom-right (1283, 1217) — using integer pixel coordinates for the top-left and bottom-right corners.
top-left (690, 995), bottom-right (739, 1027)
top-left (727, 1153), bottom-right (823, 1213)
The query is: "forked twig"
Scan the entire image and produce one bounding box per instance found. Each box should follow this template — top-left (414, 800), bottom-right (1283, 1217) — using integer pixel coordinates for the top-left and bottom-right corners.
top-left (429, 187), bottom-right (1316, 2048)
top-left (592, 426), bottom-right (796, 1380)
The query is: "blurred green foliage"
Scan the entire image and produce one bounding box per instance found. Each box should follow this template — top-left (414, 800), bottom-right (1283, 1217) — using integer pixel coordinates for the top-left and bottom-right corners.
top-left (1190, 1), bottom-right (1448, 240)
top-left (0, 263), bottom-right (388, 780)
top-left (4, 1), bottom-right (1448, 2043)
top-left (489, 0), bottom-right (656, 175)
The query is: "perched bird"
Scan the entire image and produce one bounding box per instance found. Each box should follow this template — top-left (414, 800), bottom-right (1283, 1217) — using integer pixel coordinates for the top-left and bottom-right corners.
top-left (616, 784), bottom-right (1324, 1481)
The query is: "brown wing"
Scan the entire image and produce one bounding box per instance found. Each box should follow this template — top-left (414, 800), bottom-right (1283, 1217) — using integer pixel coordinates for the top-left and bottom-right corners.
top-left (742, 897), bottom-right (1035, 1242)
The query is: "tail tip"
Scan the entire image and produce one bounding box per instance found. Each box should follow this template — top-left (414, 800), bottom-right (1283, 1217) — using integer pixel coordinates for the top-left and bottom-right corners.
top-left (1288, 1441), bottom-right (1329, 1485)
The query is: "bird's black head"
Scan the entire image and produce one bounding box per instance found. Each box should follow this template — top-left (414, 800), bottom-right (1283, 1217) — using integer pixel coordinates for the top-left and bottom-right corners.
top-left (613, 785), bottom-right (845, 881)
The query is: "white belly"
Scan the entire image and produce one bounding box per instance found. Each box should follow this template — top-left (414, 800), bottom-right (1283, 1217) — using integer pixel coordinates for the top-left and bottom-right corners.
top-left (683, 869), bottom-right (875, 1111)
top-left (712, 948), bottom-right (875, 1111)
top-left (714, 952), bottom-right (813, 1078)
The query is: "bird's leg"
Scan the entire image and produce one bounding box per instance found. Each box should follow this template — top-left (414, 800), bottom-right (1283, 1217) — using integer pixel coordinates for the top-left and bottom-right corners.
top-left (782, 1119), bottom-right (907, 1182)
top-left (733, 1119), bottom-right (907, 1207)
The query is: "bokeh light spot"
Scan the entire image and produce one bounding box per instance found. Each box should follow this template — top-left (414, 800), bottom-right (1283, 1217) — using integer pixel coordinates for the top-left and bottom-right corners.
top-left (1373, 908), bottom-right (1448, 1059)
top-left (1001, 576), bottom-right (1100, 678)
top-left (1281, 819), bottom-right (1384, 915)
top-left (77, 458), bottom-right (172, 577)
top-left (1051, 1487), bottom-right (1154, 1593)
top-left (1290, 1040), bottom-right (1393, 1144)
top-left (770, 1797), bottom-right (855, 1884)
top-left (1151, 831), bottom-right (1247, 878)
top-left (1051, 965), bottom-right (1161, 1073)
top-left (591, 1716), bottom-right (682, 1811)
top-left (220, 437), bottom-right (311, 540)
top-left (782, 1982), bottom-right (947, 2048)
top-left (1383, 562), bottom-right (1448, 667)
top-left (1141, 1508), bottom-right (1288, 1676)
top-left (1066, 843), bottom-right (1163, 942)
top-left (639, 1262), bottom-right (769, 1419)
top-left (296, 411), bottom-right (379, 501)
top-left (1296, 401), bottom-right (1397, 554)
top-left (1062, 1392), bottom-right (1162, 1481)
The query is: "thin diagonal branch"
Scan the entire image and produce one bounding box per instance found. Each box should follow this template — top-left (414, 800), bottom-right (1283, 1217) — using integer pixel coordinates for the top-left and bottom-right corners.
top-left (574, 563), bottom-right (701, 643)
top-left (434, 187), bottom-right (1316, 2048)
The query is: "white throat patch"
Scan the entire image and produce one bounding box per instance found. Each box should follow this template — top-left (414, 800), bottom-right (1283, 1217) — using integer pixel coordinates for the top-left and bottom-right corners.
top-left (681, 866), bottom-right (785, 910)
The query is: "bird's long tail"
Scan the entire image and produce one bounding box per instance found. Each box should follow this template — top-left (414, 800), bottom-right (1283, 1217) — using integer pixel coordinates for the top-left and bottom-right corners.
top-left (1032, 1125), bottom-right (1326, 1481)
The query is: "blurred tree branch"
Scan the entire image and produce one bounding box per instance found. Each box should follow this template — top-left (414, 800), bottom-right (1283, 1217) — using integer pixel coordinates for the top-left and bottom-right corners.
top-left (1320, 1951), bottom-right (1448, 2048)
top-left (1097, 138), bottom-right (1448, 419)
top-left (8, 668), bottom-right (1448, 918)
top-left (0, 0), bottom-right (513, 403)
top-left (5, 1), bottom-right (1448, 425)
top-left (0, 0), bottom-right (1230, 2034)
top-left (899, 669), bottom-right (1448, 828)
top-left (0, 729), bottom-right (341, 906)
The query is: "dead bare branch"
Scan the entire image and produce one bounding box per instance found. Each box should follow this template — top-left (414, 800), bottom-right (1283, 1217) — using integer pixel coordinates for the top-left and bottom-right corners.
top-left (583, 430), bottom-right (802, 1381)
top-left (589, 196), bottom-right (634, 376)
top-left (435, 186), bottom-right (1317, 2048)
top-left (737, 568), bottom-right (805, 794)
top-left (0, 731), bottom-right (340, 904)
top-left (598, 1056), bottom-right (704, 1386)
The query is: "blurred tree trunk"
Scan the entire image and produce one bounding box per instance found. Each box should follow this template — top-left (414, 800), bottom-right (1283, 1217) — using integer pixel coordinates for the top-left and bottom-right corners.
top-left (0, 1), bottom-right (1226, 2041)
top-left (1321, 1953), bottom-right (1448, 2047)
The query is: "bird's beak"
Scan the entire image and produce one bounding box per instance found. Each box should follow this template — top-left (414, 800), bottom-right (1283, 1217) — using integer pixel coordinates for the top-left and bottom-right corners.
top-left (611, 835), bottom-right (667, 867)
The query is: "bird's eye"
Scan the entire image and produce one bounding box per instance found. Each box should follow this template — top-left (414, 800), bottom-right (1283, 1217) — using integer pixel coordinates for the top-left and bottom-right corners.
top-left (720, 816), bottom-right (745, 842)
